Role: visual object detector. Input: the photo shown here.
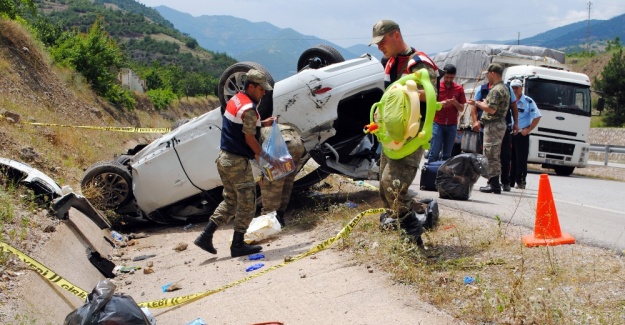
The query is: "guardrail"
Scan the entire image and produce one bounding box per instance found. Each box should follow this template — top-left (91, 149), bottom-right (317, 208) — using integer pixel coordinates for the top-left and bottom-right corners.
top-left (590, 143), bottom-right (625, 166)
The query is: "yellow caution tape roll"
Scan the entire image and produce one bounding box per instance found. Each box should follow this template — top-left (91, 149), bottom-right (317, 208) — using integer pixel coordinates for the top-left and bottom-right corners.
top-left (0, 241), bottom-right (89, 300)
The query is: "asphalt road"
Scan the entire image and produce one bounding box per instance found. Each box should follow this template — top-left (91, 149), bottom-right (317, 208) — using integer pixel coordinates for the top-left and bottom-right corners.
top-left (405, 166), bottom-right (625, 252)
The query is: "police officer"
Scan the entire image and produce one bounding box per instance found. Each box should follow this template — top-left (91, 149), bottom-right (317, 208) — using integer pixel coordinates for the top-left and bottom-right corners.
top-left (194, 69), bottom-right (276, 258)
top-left (468, 63), bottom-right (510, 194)
top-left (510, 79), bottom-right (541, 189)
top-left (371, 19), bottom-right (439, 244)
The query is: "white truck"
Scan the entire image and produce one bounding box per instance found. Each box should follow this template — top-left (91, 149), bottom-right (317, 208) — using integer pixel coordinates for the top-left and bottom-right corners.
top-left (434, 43), bottom-right (595, 176)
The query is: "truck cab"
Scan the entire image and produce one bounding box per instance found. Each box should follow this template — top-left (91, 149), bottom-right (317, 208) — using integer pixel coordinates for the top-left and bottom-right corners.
top-left (503, 65), bottom-right (592, 175)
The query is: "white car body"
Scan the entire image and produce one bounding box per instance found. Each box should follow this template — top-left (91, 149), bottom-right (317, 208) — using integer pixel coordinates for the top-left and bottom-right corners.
top-left (128, 54), bottom-right (385, 217)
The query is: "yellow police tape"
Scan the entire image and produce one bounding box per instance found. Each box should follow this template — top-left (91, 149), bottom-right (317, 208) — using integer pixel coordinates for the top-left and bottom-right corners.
top-left (137, 207), bottom-right (386, 309)
top-left (0, 207), bottom-right (387, 309)
top-left (0, 241), bottom-right (89, 300)
top-left (0, 113), bottom-right (170, 134)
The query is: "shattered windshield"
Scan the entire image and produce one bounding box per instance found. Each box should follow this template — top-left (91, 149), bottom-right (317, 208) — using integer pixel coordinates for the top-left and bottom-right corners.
top-left (525, 79), bottom-right (591, 117)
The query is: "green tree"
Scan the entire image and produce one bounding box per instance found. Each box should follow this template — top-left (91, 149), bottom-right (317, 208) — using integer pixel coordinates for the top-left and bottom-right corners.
top-left (145, 69), bottom-right (163, 90)
top-left (606, 37), bottom-right (622, 52)
top-left (594, 47), bottom-right (625, 126)
top-left (52, 17), bottom-right (134, 109)
top-left (0, 0), bottom-right (34, 19)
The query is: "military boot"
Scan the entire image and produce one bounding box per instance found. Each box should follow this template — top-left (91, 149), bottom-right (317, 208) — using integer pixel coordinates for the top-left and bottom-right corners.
top-left (230, 231), bottom-right (263, 257)
top-left (479, 176), bottom-right (502, 194)
top-left (194, 221), bottom-right (218, 254)
top-left (276, 210), bottom-right (286, 228)
top-left (399, 211), bottom-right (424, 246)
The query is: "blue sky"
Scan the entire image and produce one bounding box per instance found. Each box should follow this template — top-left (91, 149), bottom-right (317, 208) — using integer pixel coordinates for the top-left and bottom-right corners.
top-left (136, 0), bottom-right (625, 53)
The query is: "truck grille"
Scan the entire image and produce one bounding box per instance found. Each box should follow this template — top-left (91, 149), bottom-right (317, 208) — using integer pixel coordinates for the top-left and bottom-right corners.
top-left (538, 140), bottom-right (575, 155)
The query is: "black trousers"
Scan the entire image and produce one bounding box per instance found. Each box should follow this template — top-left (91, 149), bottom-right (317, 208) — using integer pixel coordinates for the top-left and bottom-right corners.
top-left (511, 133), bottom-right (530, 185)
top-left (499, 129), bottom-right (512, 185)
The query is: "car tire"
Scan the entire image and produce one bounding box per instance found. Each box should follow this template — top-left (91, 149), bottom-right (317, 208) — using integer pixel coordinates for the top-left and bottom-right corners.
top-left (297, 44), bottom-right (345, 72)
top-left (553, 166), bottom-right (575, 176)
top-left (81, 161), bottom-right (133, 209)
top-left (218, 62), bottom-right (274, 120)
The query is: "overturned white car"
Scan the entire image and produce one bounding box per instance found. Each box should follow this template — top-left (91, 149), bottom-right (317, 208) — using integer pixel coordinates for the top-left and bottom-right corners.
top-left (81, 45), bottom-right (387, 224)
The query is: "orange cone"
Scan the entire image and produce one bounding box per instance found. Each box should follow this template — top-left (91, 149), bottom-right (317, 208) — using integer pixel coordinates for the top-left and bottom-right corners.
top-left (522, 174), bottom-right (576, 247)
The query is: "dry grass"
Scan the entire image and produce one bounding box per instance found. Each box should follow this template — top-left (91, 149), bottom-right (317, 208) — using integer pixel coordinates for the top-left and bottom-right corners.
top-left (290, 174), bottom-right (625, 325)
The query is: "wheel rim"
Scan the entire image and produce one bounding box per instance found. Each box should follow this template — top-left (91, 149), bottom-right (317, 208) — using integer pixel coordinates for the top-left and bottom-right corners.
top-left (222, 71), bottom-right (246, 104)
top-left (89, 172), bottom-right (131, 207)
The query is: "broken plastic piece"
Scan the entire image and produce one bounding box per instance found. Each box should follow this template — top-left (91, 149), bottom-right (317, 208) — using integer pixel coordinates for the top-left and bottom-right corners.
top-left (249, 253), bottom-right (265, 260)
top-left (186, 318), bottom-right (207, 325)
top-left (132, 254), bottom-right (156, 261)
top-left (245, 263), bottom-right (264, 272)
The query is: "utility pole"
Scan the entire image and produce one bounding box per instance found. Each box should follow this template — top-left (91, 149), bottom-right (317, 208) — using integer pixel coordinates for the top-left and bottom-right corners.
top-left (518, 32), bottom-right (520, 45)
top-left (586, 1), bottom-right (592, 53)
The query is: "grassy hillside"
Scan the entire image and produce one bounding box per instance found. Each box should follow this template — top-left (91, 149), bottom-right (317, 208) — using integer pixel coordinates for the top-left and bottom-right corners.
top-left (0, 19), bottom-right (217, 187)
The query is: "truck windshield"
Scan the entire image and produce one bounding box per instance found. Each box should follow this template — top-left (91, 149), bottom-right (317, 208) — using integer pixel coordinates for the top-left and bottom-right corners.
top-left (525, 79), bottom-right (591, 117)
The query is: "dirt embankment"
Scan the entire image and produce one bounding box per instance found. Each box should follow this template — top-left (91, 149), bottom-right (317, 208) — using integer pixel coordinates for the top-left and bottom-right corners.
top-left (0, 19), bottom-right (217, 323)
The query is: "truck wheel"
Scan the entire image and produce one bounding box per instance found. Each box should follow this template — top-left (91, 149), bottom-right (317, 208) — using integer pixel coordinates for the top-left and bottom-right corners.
top-left (553, 166), bottom-right (575, 176)
top-left (297, 44), bottom-right (345, 72)
top-left (218, 62), bottom-right (274, 119)
top-left (81, 161), bottom-right (133, 209)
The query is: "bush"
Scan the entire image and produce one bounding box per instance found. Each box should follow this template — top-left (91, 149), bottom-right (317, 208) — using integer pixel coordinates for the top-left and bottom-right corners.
top-left (146, 88), bottom-right (176, 110)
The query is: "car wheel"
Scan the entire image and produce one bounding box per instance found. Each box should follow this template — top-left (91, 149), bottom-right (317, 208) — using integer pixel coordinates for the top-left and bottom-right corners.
top-left (553, 166), bottom-right (574, 176)
top-left (81, 161), bottom-right (133, 209)
top-left (297, 44), bottom-right (345, 72)
top-left (218, 62), bottom-right (274, 120)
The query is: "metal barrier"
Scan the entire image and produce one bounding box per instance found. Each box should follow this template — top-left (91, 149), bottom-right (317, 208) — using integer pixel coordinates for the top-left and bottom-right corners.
top-left (590, 144), bottom-right (625, 166)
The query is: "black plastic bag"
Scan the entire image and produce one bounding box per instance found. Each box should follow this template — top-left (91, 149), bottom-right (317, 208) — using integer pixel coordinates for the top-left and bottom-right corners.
top-left (436, 153), bottom-right (489, 200)
top-left (64, 279), bottom-right (151, 325)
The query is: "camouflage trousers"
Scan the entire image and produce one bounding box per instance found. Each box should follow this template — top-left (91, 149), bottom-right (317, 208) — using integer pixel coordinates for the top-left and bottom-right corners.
top-left (260, 128), bottom-right (306, 213)
top-left (378, 147), bottom-right (423, 219)
top-left (210, 150), bottom-right (256, 233)
top-left (483, 120), bottom-right (507, 178)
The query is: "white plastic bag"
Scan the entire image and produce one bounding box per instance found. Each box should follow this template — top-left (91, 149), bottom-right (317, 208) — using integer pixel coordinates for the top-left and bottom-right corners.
top-left (244, 211), bottom-right (282, 244)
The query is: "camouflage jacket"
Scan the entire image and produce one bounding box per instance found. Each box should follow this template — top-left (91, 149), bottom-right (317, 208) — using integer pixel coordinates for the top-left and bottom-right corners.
top-left (481, 81), bottom-right (510, 123)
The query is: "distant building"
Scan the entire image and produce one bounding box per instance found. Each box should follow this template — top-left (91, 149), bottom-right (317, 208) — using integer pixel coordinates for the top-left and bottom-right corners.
top-left (118, 68), bottom-right (146, 93)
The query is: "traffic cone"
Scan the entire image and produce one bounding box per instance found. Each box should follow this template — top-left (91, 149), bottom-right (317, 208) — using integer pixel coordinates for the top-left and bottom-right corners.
top-left (522, 174), bottom-right (575, 247)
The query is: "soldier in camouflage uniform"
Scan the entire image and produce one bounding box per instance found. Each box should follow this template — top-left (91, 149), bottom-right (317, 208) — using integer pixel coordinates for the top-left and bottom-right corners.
top-left (194, 69), bottom-right (276, 258)
top-left (468, 63), bottom-right (510, 194)
top-left (371, 19), bottom-right (439, 244)
top-left (259, 123), bottom-right (305, 227)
